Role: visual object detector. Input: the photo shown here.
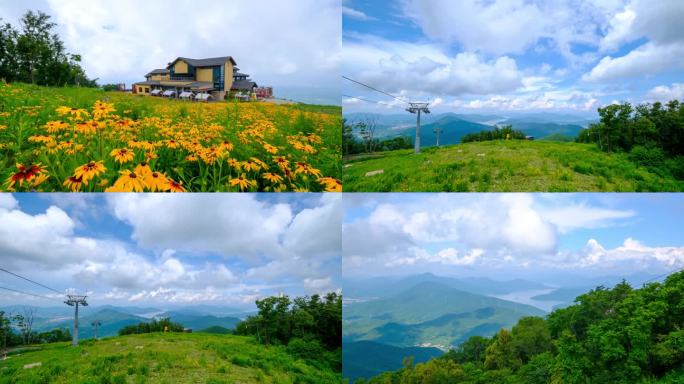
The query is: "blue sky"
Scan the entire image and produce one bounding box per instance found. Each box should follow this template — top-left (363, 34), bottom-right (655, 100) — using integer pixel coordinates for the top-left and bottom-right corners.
top-left (0, 194), bottom-right (341, 308)
top-left (0, 0), bottom-right (341, 105)
top-left (343, 193), bottom-right (684, 282)
top-left (342, 0), bottom-right (684, 115)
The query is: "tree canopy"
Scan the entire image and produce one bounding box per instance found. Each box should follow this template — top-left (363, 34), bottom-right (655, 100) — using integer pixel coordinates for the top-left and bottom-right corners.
top-left (0, 10), bottom-right (96, 87)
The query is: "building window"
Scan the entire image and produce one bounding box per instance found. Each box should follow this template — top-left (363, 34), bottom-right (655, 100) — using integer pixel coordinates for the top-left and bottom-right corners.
top-left (138, 87), bottom-right (142, 93)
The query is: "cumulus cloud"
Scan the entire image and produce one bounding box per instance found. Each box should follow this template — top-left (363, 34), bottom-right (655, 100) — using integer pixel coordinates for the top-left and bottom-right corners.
top-left (583, 42), bottom-right (684, 83)
top-left (575, 238), bottom-right (684, 271)
top-left (343, 194), bottom-right (642, 275)
top-left (646, 83), bottom-right (684, 102)
top-left (0, 195), bottom-right (341, 306)
top-left (344, 36), bottom-right (523, 96)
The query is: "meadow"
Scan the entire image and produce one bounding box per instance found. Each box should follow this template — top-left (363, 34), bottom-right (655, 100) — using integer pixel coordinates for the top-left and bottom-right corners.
top-left (0, 83), bottom-right (341, 192)
top-left (0, 332), bottom-right (342, 384)
top-left (343, 140), bottom-right (684, 192)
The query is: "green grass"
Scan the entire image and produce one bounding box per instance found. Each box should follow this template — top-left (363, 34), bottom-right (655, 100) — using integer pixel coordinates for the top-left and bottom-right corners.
top-left (343, 140), bottom-right (684, 192)
top-left (0, 332), bottom-right (341, 384)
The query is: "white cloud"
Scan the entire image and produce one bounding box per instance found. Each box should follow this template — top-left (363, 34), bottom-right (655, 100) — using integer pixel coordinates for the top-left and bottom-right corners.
top-left (577, 238), bottom-right (684, 271)
top-left (0, 0), bottom-right (342, 88)
top-left (646, 83), bottom-right (684, 102)
top-left (0, 194), bottom-right (17, 210)
top-left (344, 36), bottom-right (523, 96)
top-left (342, 6), bottom-right (376, 21)
top-left (343, 194), bottom-right (642, 275)
top-left (583, 42), bottom-right (684, 83)
top-left (450, 90), bottom-right (600, 111)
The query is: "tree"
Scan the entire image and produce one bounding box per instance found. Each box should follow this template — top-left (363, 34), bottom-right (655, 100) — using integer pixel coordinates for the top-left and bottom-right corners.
top-left (356, 119), bottom-right (378, 153)
top-left (511, 316), bottom-right (552, 363)
top-left (0, 10), bottom-right (96, 86)
top-left (484, 329), bottom-right (521, 371)
top-left (0, 311), bottom-right (10, 359)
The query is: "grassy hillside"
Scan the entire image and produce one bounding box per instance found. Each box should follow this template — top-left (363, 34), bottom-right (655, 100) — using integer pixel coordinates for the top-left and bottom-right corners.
top-left (0, 332), bottom-right (341, 384)
top-left (343, 341), bottom-right (443, 382)
top-left (344, 282), bottom-right (544, 348)
top-left (343, 140), bottom-right (684, 191)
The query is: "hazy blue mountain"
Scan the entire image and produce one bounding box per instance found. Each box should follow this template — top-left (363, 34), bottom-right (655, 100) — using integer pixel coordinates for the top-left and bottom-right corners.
top-left (344, 273), bottom-right (548, 300)
top-left (344, 282), bottom-right (545, 348)
top-left (160, 311), bottom-right (241, 331)
top-left (343, 340), bottom-right (443, 382)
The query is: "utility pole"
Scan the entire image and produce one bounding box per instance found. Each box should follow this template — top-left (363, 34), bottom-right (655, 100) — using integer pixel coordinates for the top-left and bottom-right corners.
top-left (434, 127), bottom-right (443, 147)
top-left (406, 102), bottom-right (430, 154)
top-left (91, 320), bottom-right (101, 340)
top-left (65, 295), bottom-right (88, 346)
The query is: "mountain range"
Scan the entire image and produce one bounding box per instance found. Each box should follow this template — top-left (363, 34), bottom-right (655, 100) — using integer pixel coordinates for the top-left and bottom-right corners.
top-left (1, 305), bottom-right (246, 339)
top-left (344, 112), bottom-right (598, 146)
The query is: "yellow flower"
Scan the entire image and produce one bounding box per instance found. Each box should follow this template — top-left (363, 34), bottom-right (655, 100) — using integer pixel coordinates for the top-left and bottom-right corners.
top-left (144, 171), bottom-right (169, 192)
top-left (166, 178), bottom-right (186, 192)
top-left (318, 177), bottom-right (342, 192)
top-left (263, 143), bottom-right (278, 154)
top-left (63, 175), bottom-right (84, 192)
top-left (294, 162), bottom-right (322, 178)
top-left (273, 156), bottom-right (290, 171)
top-left (243, 160), bottom-right (261, 172)
top-left (134, 162), bottom-right (152, 178)
top-left (110, 170), bottom-right (146, 192)
top-left (0, 125), bottom-right (6, 130)
top-left (263, 173), bottom-right (283, 183)
top-left (229, 174), bottom-right (256, 191)
top-left (227, 158), bottom-right (241, 171)
top-left (110, 148), bottom-right (135, 163)
top-left (93, 100), bottom-right (116, 120)
top-left (74, 161), bottom-right (106, 184)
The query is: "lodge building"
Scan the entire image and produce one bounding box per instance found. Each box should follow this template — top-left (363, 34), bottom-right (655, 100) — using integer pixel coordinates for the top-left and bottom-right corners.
top-left (132, 55), bottom-right (262, 100)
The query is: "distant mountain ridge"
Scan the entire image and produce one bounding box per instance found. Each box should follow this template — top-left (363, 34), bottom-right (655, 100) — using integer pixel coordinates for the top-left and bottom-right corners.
top-left (343, 340), bottom-right (443, 382)
top-left (344, 281), bottom-right (545, 349)
top-left (343, 111), bottom-right (597, 145)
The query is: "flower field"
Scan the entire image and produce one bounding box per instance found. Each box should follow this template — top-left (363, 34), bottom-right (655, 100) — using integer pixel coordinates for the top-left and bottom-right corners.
top-left (0, 83), bottom-right (342, 192)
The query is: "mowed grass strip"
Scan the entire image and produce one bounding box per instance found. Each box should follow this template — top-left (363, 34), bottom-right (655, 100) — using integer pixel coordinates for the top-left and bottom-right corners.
top-left (343, 140), bottom-right (684, 192)
top-left (0, 333), bottom-right (341, 384)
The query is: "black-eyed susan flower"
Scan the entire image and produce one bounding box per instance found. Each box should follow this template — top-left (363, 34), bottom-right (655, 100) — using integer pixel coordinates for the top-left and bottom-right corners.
top-left (110, 148), bottom-right (135, 163)
top-left (263, 173), bottom-right (283, 184)
top-left (229, 174), bottom-right (256, 191)
top-left (134, 162), bottom-right (152, 178)
top-left (144, 171), bottom-right (169, 192)
top-left (318, 177), bottom-right (342, 192)
top-left (110, 170), bottom-right (146, 192)
top-left (167, 178), bottom-right (186, 192)
top-left (294, 162), bottom-right (322, 178)
top-left (74, 161), bottom-right (106, 184)
top-left (5, 163), bottom-right (48, 189)
top-left (63, 175), bottom-right (84, 192)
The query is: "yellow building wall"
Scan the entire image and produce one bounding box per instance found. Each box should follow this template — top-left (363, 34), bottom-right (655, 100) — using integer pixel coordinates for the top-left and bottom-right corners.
top-left (174, 60), bottom-right (188, 74)
top-left (196, 68), bottom-right (213, 82)
top-left (150, 74), bottom-right (170, 81)
top-left (224, 60), bottom-right (234, 91)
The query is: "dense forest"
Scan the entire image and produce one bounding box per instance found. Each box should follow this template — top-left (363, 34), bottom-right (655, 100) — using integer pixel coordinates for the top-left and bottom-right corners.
top-left (0, 10), bottom-right (96, 86)
top-left (461, 125), bottom-right (527, 143)
top-left (235, 292), bottom-right (342, 372)
top-left (356, 271), bottom-right (684, 384)
top-left (578, 100), bottom-right (684, 180)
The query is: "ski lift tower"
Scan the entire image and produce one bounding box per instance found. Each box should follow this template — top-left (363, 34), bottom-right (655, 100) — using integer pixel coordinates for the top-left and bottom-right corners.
top-left (406, 102), bottom-right (430, 153)
top-left (65, 294), bottom-right (88, 346)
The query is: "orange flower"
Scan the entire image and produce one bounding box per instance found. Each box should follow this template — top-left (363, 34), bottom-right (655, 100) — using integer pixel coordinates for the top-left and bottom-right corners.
top-left (263, 173), bottom-right (283, 184)
top-left (294, 162), bottom-right (322, 178)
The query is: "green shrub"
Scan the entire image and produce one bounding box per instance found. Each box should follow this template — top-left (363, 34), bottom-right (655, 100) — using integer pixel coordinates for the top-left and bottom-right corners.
top-left (628, 145), bottom-right (666, 168)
